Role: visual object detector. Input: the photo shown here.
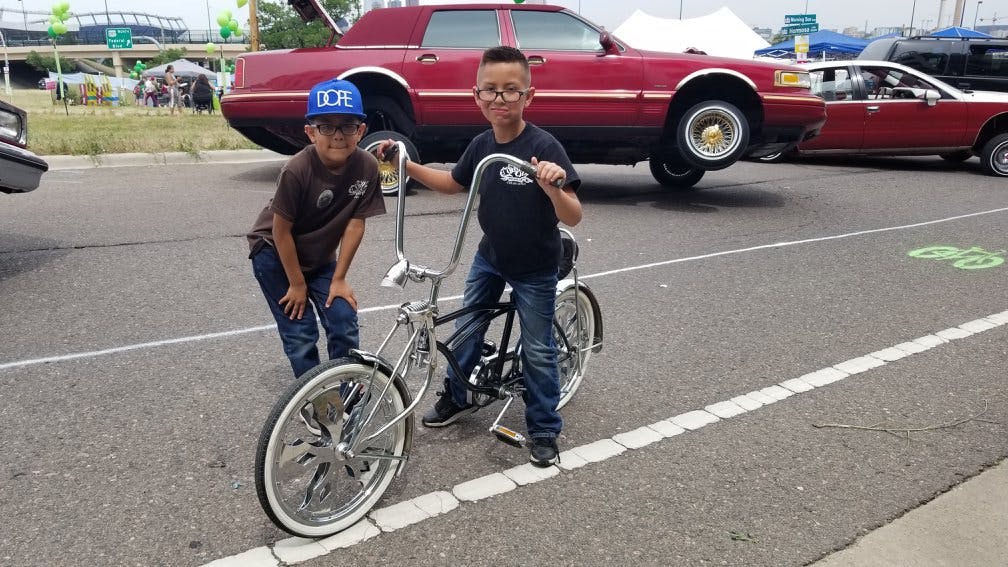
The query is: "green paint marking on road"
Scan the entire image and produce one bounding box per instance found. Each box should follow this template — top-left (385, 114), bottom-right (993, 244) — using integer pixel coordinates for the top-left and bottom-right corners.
top-left (908, 245), bottom-right (1005, 270)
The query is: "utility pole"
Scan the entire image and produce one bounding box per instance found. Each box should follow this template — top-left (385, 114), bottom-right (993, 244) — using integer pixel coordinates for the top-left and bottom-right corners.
top-left (909, 0), bottom-right (917, 36)
top-left (974, 1), bottom-right (983, 29)
top-left (249, 0), bottom-right (260, 51)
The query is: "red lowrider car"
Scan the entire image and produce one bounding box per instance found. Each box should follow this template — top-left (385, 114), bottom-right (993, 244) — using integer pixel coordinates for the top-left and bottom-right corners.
top-left (0, 100), bottom-right (48, 194)
top-left (223, 1), bottom-right (826, 191)
top-left (758, 60), bottom-right (1008, 177)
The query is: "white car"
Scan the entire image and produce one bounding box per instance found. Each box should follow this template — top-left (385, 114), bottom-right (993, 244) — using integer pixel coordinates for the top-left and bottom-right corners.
top-left (0, 100), bottom-right (49, 193)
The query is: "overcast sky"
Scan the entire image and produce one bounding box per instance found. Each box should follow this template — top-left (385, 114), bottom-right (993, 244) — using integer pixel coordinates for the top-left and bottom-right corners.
top-left (10, 0), bottom-right (1007, 33)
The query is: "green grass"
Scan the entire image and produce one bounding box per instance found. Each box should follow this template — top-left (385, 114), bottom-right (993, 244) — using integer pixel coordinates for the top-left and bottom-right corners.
top-left (7, 88), bottom-right (259, 156)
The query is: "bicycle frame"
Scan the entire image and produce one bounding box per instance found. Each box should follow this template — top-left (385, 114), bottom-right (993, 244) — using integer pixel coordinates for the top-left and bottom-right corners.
top-left (339, 146), bottom-right (549, 459)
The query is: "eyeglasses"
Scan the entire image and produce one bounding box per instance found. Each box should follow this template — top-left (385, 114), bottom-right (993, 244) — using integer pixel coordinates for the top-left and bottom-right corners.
top-left (311, 122), bottom-right (362, 136)
top-left (474, 88), bottom-right (528, 103)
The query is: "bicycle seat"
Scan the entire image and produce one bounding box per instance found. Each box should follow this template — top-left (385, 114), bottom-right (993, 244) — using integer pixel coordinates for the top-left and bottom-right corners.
top-left (558, 231), bottom-right (578, 279)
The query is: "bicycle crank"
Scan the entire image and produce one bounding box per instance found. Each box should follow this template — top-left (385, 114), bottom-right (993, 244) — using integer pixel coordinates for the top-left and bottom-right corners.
top-left (488, 395), bottom-right (526, 447)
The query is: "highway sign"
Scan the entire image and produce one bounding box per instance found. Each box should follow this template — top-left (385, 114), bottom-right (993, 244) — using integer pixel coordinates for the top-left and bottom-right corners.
top-left (105, 28), bottom-right (133, 49)
top-left (785, 14), bottom-right (817, 25)
top-left (782, 23), bottom-right (819, 35)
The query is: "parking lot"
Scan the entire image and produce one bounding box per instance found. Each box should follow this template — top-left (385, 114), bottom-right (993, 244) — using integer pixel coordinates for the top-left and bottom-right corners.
top-left (1, 154), bottom-right (1005, 566)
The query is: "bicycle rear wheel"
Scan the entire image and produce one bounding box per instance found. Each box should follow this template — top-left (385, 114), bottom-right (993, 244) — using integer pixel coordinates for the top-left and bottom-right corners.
top-left (554, 286), bottom-right (597, 410)
top-left (255, 360), bottom-right (407, 537)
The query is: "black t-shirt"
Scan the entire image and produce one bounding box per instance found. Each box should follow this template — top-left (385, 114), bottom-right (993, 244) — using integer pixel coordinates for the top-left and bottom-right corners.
top-left (451, 124), bottom-right (580, 277)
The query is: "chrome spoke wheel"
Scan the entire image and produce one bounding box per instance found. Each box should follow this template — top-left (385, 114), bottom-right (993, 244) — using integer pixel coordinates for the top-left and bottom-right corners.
top-left (256, 362), bottom-right (406, 537)
top-left (554, 286), bottom-right (597, 410)
top-left (688, 109), bottom-right (740, 159)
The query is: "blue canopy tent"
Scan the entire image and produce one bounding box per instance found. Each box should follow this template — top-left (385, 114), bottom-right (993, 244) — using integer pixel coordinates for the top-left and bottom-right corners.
top-left (930, 26), bottom-right (993, 38)
top-left (754, 30), bottom-right (870, 60)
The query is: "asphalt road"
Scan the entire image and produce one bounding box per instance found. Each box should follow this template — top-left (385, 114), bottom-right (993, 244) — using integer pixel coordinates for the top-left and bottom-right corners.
top-left (1, 154), bottom-right (1005, 567)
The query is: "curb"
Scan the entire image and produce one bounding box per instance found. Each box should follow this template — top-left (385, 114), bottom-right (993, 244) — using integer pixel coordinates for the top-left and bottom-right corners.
top-left (45, 149), bottom-right (289, 170)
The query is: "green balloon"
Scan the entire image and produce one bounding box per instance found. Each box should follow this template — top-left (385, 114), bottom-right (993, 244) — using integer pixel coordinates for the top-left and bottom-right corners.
top-left (216, 14), bottom-right (230, 27)
top-left (236, 0), bottom-right (248, 8)
top-left (53, 21), bottom-right (67, 35)
top-left (513, 0), bottom-right (525, 3)
top-left (47, 25), bottom-right (57, 39)
top-left (49, 15), bottom-right (60, 25)
top-left (205, 42), bottom-right (216, 54)
top-left (219, 26), bottom-right (232, 39)
top-left (130, 71), bottom-right (138, 79)
top-left (228, 19), bottom-right (239, 32)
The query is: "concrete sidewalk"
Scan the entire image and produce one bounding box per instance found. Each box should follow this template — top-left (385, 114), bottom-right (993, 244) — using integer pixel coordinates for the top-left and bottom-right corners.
top-left (813, 459), bottom-right (1007, 566)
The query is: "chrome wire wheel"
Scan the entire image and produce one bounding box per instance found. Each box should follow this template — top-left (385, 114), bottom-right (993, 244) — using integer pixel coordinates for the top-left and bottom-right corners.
top-left (981, 133), bottom-right (1008, 177)
top-left (256, 362), bottom-right (406, 537)
top-left (687, 106), bottom-right (742, 159)
top-left (554, 286), bottom-right (596, 410)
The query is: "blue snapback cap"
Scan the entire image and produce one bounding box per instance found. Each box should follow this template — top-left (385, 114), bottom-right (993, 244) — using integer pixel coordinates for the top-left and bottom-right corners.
top-left (305, 78), bottom-right (367, 120)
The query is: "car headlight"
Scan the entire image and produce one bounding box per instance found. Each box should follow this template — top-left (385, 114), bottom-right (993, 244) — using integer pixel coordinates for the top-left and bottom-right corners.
top-left (0, 108), bottom-right (24, 145)
top-left (774, 70), bottom-right (812, 89)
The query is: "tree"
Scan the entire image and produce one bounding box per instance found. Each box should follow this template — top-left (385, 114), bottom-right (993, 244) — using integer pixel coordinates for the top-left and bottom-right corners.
top-left (258, 0), bottom-right (356, 50)
top-left (26, 50), bottom-right (76, 73)
top-left (148, 48), bottom-right (188, 67)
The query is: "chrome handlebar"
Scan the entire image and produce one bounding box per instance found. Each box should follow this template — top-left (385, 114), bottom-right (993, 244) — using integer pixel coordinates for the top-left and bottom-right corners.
top-left (381, 144), bottom-right (556, 295)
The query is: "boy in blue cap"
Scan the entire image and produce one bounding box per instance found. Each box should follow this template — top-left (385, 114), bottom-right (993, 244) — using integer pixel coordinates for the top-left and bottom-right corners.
top-left (378, 46), bottom-right (582, 467)
top-left (247, 78), bottom-right (385, 377)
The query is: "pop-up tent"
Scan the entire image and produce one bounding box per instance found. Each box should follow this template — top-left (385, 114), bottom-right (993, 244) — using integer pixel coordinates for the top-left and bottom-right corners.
top-left (930, 26), bottom-right (993, 38)
top-left (754, 30), bottom-right (870, 60)
top-left (613, 7), bottom-right (769, 59)
top-left (143, 59), bottom-right (217, 79)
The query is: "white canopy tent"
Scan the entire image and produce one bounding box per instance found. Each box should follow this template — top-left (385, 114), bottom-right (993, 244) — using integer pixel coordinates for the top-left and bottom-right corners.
top-left (613, 7), bottom-right (769, 60)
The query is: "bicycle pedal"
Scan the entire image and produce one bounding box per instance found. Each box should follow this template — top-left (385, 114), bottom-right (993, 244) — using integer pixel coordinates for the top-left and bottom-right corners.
top-left (490, 425), bottom-right (526, 448)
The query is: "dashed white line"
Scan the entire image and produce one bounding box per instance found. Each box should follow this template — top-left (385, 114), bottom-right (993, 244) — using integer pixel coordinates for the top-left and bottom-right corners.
top-left (202, 309), bottom-right (1007, 567)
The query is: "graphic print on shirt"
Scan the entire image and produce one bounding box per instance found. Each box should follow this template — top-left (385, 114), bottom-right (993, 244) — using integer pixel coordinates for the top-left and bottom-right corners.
top-left (348, 179), bottom-right (369, 199)
top-left (317, 189), bottom-right (334, 209)
top-left (499, 164), bottom-right (534, 187)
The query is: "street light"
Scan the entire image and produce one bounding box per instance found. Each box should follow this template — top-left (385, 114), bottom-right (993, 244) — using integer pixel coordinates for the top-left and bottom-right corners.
top-left (974, 1), bottom-right (983, 29)
top-left (679, 1), bottom-right (683, 19)
top-left (17, 0), bottom-right (29, 42)
top-left (909, 0), bottom-right (917, 37)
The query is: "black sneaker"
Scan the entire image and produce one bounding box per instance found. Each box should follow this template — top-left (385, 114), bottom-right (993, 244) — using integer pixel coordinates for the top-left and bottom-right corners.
top-left (529, 437), bottom-right (559, 467)
top-left (421, 393), bottom-right (475, 428)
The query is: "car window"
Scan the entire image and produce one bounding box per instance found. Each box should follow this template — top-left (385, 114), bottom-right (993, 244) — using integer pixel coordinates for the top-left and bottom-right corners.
top-left (810, 68), bottom-right (854, 101)
top-left (860, 66), bottom-right (940, 100)
top-left (511, 11), bottom-right (600, 51)
top-left (422, 10), bottom-right (500, 48)
top-left (890, 41), bottom-right (953, 76)
top-left (965, 45), bottom-right (1008, 78)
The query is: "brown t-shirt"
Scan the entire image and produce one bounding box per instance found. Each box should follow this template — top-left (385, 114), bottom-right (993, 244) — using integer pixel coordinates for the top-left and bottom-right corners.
top-left (247, 146), bottom-right (385, 271)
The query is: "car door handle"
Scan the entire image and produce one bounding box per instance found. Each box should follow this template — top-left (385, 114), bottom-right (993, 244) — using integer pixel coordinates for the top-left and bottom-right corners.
top-left (866, 105), bottom-right (880, 113)
top-left (415, 54), bottom-right (439, 64)
top-left (528, 55), bottom-right (546, 65)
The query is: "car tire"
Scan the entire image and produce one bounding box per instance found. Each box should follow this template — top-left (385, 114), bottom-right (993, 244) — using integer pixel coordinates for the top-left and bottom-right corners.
top-left (939, 150), bottom-right (973, 163)
top-left (361, 130), bottom-right (420, 195)
top-left (979, 133), bottom-right (1008, 177)
top-left (754, 151), bottom-right (787, 163)
top-left (676, 100), bottom-right (750, 171)
top-left (649, 152), bottom-right (705, 190)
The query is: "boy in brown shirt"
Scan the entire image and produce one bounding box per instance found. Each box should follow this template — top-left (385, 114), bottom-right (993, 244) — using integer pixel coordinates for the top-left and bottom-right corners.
top-left (247, 79), bottom-right (385, 377)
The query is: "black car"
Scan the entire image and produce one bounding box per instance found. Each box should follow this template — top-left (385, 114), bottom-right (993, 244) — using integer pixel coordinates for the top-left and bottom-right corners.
top-left (0, 100), bottom-right (49, 194)
top-left (859, 36), bottom-right (1008, 93)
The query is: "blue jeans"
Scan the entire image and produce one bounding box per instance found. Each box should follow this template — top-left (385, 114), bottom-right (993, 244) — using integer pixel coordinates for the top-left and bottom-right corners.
top-left (446, 252), bottom-right (562, 439)
top-left (251, 244), bottom-right (359, 377)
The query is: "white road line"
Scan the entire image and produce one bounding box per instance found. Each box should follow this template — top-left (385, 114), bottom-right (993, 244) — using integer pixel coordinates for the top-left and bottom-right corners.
top-left (2, 207), bottom-right (1006, 372)
top-left (203, 310), bottom-right (1008, 567)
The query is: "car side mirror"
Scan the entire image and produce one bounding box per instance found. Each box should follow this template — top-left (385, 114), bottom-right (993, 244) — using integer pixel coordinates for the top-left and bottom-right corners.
top-left (924, 89), bottom-right (940, 107)
top-left (599, 32), bottom-right (619, 56)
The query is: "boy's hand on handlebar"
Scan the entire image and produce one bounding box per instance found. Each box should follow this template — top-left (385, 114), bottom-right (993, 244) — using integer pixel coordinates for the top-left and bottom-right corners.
top-left (530, 157), bottom-right (566, 191)
top-left (279, 283), bottom-right (308, 320)
top-left (326, 278), bottom-right (358, 311)
top-left (374, 139), bottom-right (399, 162)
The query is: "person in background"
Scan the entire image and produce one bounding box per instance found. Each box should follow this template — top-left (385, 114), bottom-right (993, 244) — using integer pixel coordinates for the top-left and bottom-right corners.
top-left (164, 65), bottom-right (180, 116)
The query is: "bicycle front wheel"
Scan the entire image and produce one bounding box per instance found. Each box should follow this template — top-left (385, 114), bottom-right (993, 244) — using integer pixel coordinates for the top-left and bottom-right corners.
top-left (255, 360), bottom-right (407, 537)
top-left (554, 285), bottom-right (598, 410)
